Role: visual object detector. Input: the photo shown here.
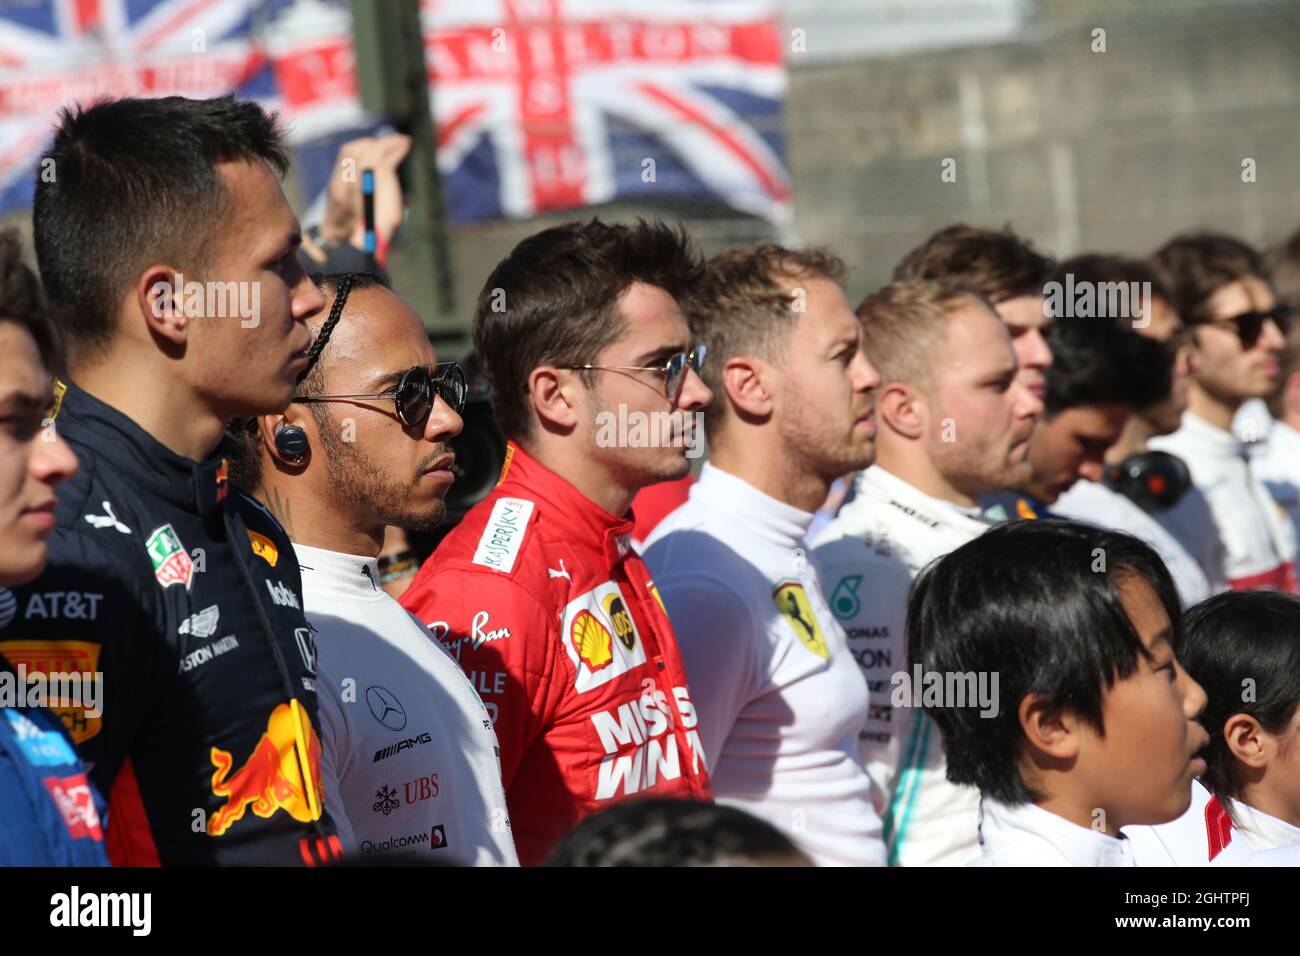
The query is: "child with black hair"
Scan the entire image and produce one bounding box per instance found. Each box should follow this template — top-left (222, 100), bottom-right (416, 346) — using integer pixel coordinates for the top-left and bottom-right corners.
top-left (1125, 591), bottom-right (1300, 865)
top-left (908, 520), bottom-right (1210, 865)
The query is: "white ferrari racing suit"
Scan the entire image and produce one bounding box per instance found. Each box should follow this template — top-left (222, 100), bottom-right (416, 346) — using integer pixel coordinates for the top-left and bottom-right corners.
top-left (643, 464), bottom-right (885, 867)
top-left (811, 465), bottom-right (991, 866)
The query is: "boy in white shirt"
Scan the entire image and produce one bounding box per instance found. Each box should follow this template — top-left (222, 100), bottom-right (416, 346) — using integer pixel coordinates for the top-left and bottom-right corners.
top-left (907, 520), bottom-right (1210, 866)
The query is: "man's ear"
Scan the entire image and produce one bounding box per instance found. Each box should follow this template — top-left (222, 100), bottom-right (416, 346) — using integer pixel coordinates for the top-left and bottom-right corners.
top-left (878, 382), bottom-right (924, 441)
top-left (1222, 713), bottom-right (1269, 769)
top-left (136, 264), bottom-right (189, 347)
top-left (1019, 692), bottom-right (1081, 761)
top-left (720, 356), bottom-right (773, 422)
top-left (528, 366), bottom-right (580, 431)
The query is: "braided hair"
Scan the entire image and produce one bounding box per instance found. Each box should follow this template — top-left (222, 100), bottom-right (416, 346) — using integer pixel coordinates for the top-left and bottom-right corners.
top-left (222, 270), bottom-right (387, 490)
top-left (298, 271), bottom-right (387, 391)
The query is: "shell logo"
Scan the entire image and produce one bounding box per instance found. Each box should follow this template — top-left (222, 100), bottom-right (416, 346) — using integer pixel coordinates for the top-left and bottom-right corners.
top-left (571, 610), bottom-right (613, 671)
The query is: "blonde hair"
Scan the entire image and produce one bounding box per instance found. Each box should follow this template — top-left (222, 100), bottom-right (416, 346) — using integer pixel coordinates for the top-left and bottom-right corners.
top-left (856, 279), bottom-right (992, 389)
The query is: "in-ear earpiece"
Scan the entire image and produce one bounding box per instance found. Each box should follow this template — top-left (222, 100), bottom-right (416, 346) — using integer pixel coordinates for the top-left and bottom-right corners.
top-left (274, 423), bottom-right (309, 464)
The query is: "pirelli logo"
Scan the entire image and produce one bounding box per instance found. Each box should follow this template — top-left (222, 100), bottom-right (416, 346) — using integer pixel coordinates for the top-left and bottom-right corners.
top-left (471, 498), bottom-right (535, 574)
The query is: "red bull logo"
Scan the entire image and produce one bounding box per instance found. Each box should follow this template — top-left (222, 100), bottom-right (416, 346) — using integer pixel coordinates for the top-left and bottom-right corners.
top-left (208, 699), bottom-right (323, 837)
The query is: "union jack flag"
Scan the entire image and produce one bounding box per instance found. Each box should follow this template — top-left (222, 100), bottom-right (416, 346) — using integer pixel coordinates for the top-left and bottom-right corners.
top-left (0, 0), bottom-right (790, 224)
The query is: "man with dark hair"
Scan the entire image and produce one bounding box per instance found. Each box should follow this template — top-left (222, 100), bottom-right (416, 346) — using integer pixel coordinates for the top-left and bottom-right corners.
top-left (223, 273), bottom-right (517, 866)
top-left (1148, 233), bottom-right (1296, 593)
top-left (3, 96), bottom-right (342, 865)
top-left (812, 279), bottom-right (1042, 866)
top-left (1048, 254), bottom-right (1213, 607)
top-left (399, 218), bottom-right (713, 865)
top-left (642, 245), bottom-right (885, 866)
top-left (909, 520), bottom-right (1210, 866)
top-left (990, 316), bottom-right (1171, 510)
top-left (0, 228), bottom-right (105, 865)
top-left (894, 223), bottom-right (1055, 401)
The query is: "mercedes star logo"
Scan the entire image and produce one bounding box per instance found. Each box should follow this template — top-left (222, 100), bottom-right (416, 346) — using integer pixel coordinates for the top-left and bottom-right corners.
top-left (366, 685), bottom-right (407, 732)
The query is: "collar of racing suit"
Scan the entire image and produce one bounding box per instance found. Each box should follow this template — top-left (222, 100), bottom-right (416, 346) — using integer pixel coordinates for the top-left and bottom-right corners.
top-left (854, 464), bottom-right (993, 531)
top-left (293, 543), bottom-right (384, 601)
top-left (691, 462), bottom-right (813, 548)
top-left (497, 441), bottom-right (637, 566)
top-left (55, 380), bottom-right (230, 515)
top-left (1179, 411), bottom-right (1259, 460)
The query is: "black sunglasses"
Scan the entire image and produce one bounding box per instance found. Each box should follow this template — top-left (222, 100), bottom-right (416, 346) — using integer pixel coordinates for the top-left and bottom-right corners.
top-left (295, 363), bottom-right (467, 427)
top-left (1197, 304), bottom-right (1293, 349)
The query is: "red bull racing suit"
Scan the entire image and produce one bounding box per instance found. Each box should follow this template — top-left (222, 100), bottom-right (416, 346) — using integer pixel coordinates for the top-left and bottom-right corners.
top-left (0, 382), bottom-right (340, 865)
top-left (400, 443), bottom-right (712, 865)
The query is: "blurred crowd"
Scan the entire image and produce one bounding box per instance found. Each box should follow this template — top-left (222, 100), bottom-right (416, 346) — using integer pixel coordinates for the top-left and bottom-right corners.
top-left (2, 93), bottom-right (1299, 868)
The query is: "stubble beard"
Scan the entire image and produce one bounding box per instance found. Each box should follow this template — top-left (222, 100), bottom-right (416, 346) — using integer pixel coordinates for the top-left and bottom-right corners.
top-left (317, 413), bottom-right (448, 537)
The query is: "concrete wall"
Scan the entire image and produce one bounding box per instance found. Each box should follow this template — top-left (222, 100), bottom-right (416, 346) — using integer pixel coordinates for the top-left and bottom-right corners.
top-left (786, 1), bottom-right (1300, 301)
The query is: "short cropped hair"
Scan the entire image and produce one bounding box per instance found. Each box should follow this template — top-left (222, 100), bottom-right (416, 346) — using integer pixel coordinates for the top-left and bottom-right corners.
top-left (907, 520), bottom-right (1180, 805)
top-left (33, 95), bottom-right (290, 358)
top-left (0, 228), bottom-right (62, 374)
top-left (1043, 319), bottom-right (1172, 418)
top-left (1180, 592), bottom-right (1300, 809)
top-left (893, 224), bottom-right (1055, 304)
top-left (855, 279), bottom-right (993, 388)
top-left (689, 244), bottom-right (845, 432)
top-left (473, 218), bottom-right (703, 440)
top-left (543, 799), bottom-right (810, 867)
top-left (1150, 232), bottom-right (1269, 327)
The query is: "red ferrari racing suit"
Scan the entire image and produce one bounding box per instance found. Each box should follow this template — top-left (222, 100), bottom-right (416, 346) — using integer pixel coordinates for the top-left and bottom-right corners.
top-left (400, 444), bottom-right (712, 864)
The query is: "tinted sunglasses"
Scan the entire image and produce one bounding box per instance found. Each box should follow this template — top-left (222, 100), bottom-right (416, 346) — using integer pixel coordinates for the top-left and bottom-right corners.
top-left (295, 363), bottom-right (467, 427)
top-left (1197, 304), bottom-right (1293, 349)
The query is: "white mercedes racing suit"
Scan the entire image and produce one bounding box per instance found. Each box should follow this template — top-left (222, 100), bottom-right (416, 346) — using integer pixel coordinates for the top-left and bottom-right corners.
top-left (1150, 413), bottom-right (1296, 593)
top-left (811, 465), bottom-right (991, 866)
